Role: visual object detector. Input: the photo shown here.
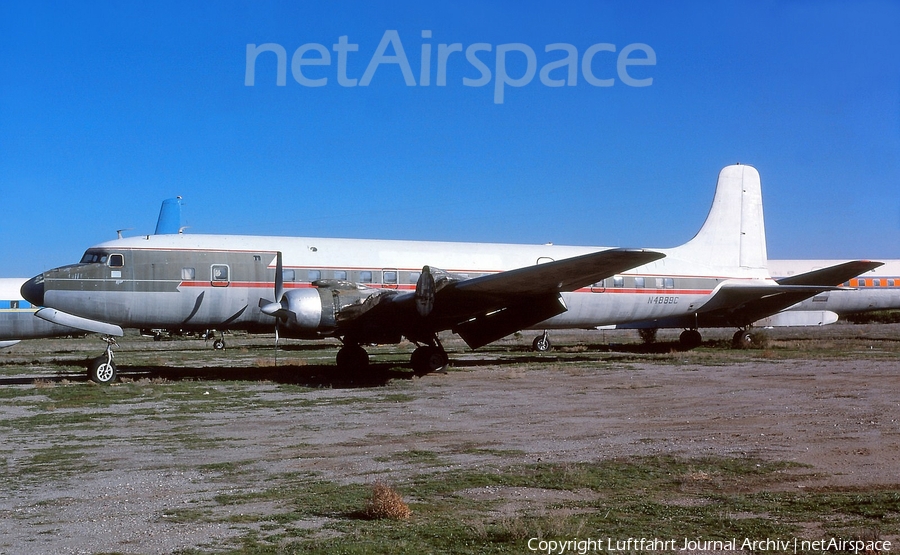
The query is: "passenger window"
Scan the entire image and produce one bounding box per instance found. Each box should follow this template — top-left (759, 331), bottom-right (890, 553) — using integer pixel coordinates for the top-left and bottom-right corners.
top-left (10, 300), bottom-right (19, 309)
top-left (384, 271), bottom-right (397, 284)
top-left (409, 272), bottom-right (421, 284)
top-left (889, 279), bottom-right (895, 287)
top-left (664, 278), bottom-right (675, 289)
top-left (655, 277), bottom-right (664, 288)
top-left (282, 269), bottom-right (295, 282)
top-left (182, 268), bottom-right (195, 280)
top-left (634, 277), bottom-right (645, 288)
top-left (212, 265), bottom-right (229, 282)
top-left (334, 270), bottom-right (347, 280)
top-left (873, 279), bottom-right (881, 287)
top-left (613, 276), bottom-right (624, 288)
top-left (308, 270), bottom-right (321, 281)
top-left (360, 271), bottom-right (373, 283)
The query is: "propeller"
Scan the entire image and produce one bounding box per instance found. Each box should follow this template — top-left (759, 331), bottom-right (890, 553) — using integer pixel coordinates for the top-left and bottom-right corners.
top-left (259, 251), bottom-right (287, 317)
top-left (257, 251), bottom-right (286, 362)
top-left (415, 265), bottom-right (435, 317)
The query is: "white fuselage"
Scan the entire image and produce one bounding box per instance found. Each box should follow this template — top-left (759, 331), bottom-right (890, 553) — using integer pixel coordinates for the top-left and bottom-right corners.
top-left (35, 233), bottom-right (769, 335)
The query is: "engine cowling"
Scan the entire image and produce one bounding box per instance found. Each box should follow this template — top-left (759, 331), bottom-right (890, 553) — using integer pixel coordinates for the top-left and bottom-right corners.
top-left (278, 283), bottom-right (385, 338)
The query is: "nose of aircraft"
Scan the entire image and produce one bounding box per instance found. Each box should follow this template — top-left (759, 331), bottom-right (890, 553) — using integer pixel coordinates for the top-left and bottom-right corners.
top-left (21, 275), bottom-right (45, 306)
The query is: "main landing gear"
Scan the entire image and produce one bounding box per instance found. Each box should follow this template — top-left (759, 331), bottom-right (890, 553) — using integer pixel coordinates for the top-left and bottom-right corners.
top-left (88, 336), bottom-right (118, 384)
top-left (679, 329), bottom-right (703, 349)
top-left (335, 337), bottom-right (450, 376)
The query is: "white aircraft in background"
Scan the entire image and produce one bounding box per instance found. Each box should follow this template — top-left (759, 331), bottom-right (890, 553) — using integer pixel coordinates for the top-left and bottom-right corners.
top-left (22, 165), bottom-right (873, 382)
top-left (759, 259), bottom-right (900, 325)
top-left (0, 278), bottom-right (84, 349)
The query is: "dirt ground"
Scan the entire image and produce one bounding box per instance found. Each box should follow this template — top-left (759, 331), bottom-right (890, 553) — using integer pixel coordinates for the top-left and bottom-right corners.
top-left (1, 325), bottom-right (898, 554)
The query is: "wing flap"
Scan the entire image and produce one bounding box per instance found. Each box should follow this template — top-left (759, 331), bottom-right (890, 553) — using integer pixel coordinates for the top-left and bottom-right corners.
top-left (454, 294), bottom-right (568, 349)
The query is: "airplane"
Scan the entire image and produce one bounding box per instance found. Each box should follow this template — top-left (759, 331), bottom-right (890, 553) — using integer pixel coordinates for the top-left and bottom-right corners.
top-left (21, 164), bottom-right (876, 383)
top-left (0, 277), bottom-right (83, 348)
top-left (760, 259), bottom-right (900, 323)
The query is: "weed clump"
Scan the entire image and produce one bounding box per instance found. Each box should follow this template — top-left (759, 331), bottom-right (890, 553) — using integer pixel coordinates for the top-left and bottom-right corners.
top-left (363, 482), bottom-right (412, 520)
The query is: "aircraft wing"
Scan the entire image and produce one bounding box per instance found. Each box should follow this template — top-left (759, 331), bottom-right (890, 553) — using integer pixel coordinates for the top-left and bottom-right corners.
top-left (775, 260), bottom-right (883, 286)
top-left (344, 248), bottom-right (665, 348)
top-left (428, 248), bottom-right (664, 317)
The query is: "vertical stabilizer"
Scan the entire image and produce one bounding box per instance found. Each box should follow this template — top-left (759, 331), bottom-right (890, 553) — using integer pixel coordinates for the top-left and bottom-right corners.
top-left (669, 165), bottom-right (768, 272)
top-left (154, 197), bottom-right (184, 235)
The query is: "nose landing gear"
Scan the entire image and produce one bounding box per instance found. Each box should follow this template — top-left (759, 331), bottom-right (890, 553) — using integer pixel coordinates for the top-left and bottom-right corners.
top-left (88, 336), bottom-right (118, 384)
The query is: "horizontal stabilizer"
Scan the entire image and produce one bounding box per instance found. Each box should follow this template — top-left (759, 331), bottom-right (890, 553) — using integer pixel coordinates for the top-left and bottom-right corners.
top-left (35, 308), bottom-right (124, 336)
top-left (776, 260), bottom-right (883, 286)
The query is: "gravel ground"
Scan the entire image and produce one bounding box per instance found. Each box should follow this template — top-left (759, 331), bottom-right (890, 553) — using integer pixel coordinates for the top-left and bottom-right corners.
top-left (1, 325), bottom-right (898, 554)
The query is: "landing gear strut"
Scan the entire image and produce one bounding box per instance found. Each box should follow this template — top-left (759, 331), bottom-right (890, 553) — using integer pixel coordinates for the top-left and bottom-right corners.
top-left (532, 331), bottom-right (552, 352)
top-left (88, 336), bottom-right (118, 384)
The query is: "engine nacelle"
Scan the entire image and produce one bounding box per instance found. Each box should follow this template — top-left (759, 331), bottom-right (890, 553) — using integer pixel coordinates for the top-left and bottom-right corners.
top-left (279, 283), bottom-right (385, 338)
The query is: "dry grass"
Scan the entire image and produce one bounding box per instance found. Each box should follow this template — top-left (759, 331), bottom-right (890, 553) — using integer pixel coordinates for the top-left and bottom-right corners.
top-left (363, 482), bottom-right (412, 520)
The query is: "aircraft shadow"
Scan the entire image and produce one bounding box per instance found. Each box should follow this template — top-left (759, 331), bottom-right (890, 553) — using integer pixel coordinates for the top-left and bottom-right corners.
top-left (116, 363), bottom-right (419, 388)
top-left (0, 341), bottom-right (697, 388)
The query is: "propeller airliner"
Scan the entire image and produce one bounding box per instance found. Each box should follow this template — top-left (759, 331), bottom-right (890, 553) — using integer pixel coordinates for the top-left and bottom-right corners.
top-left (21, 165), bottom-right (876, 382)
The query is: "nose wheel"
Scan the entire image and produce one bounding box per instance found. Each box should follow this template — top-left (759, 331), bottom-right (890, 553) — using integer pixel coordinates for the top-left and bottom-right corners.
top-left (88, 336), bottom-right (118, 384)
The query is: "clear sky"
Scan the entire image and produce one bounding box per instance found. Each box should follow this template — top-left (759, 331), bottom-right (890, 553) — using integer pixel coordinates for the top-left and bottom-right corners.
top-left (1, 1), bottom-right (898, 277)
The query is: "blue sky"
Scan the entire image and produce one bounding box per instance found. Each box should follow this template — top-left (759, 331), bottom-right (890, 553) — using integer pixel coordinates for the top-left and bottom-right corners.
top-left (1, 1), bottom-right (898, 277)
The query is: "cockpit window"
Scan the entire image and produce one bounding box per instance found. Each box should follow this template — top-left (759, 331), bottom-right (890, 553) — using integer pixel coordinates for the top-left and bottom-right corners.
top-left (80, 250), bottom-right (109, 264)
top-left (108, 254), bottom-right (124, 268)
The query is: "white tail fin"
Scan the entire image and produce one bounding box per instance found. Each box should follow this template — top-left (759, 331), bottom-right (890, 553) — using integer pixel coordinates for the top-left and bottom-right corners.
top-left (669, 164), bottom-right (768, 272)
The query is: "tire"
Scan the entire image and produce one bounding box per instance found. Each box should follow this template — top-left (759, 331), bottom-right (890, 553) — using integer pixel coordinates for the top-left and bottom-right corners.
top-left (336, 345), bottom-right (369, 372)
top-left (532, 335), bottom-right (551, 352)
top-left (212, 339), bottom-right (225, 350)
top-left (679, 329), bottom-right (702, 349)
top-left (411, 346), bottom-right (448, 375)
top-left (88, 356), bottom-right (117, 384)
top-left (732, 330), bottom-right (753, 349)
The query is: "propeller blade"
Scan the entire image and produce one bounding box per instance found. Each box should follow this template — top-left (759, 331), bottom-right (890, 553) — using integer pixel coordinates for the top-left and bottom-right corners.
top-left (415, 265), bottom-right (435, 317)
top-left (274, 251), bottom-right (284, 302)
